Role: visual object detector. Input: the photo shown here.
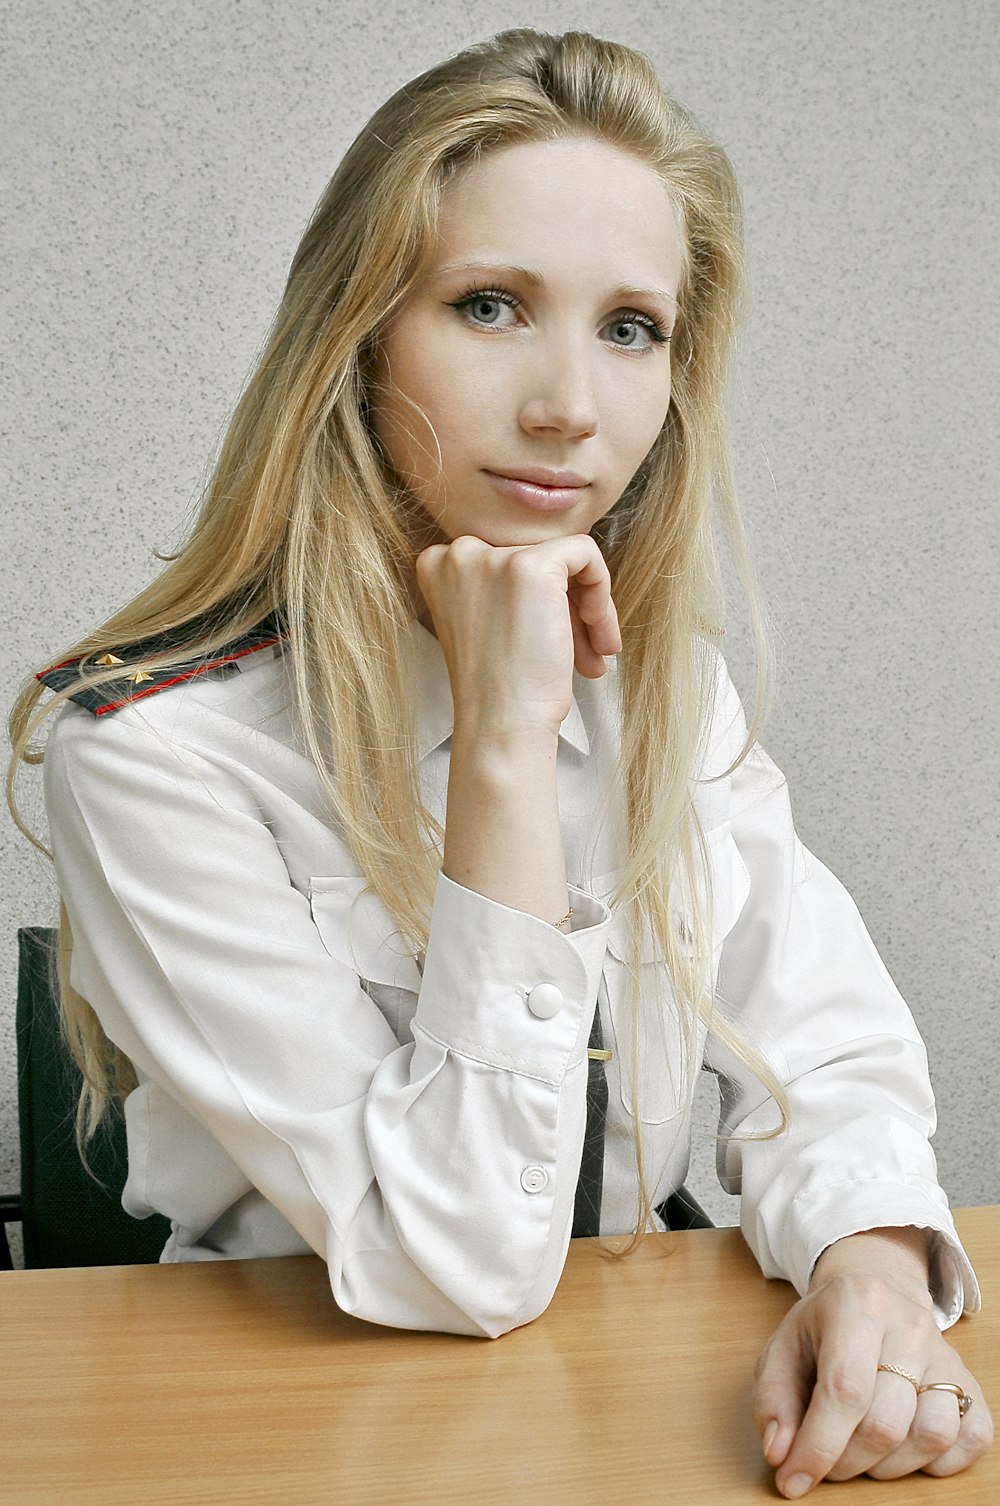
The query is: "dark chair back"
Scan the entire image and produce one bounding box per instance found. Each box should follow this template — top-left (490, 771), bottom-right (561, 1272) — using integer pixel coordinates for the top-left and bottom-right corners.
top-left (657, 1184), bottom-right (714, 1232)
top-left (16, 926), bottom-right (170, 1266)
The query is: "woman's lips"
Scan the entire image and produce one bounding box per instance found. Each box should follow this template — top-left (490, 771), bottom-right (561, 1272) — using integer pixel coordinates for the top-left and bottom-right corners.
top-left (484, 470), bottom-right (590, 513)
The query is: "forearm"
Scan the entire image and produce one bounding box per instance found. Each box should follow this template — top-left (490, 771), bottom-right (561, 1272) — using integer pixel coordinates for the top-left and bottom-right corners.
top-left (418, 532), bottom-right (620, 927)
top-left (444, 720), bottom-right (568, 924)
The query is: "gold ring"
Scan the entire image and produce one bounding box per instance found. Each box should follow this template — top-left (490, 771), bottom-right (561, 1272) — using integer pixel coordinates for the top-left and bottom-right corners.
top-left (916, 1382), bottom-right (974, 1417)
top-left (876, 1363), bottom-right (919, 1388)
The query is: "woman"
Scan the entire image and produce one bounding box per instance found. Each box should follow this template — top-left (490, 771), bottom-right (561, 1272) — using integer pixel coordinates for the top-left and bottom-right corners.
top-left (8, 27), bottom-right (991, 1497)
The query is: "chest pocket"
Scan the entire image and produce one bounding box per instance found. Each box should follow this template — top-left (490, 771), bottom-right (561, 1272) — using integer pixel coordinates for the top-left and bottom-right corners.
top-left (599, 824), bottom-right (751, 1124)
top-left (309, 876), bottom-right (421, 1045)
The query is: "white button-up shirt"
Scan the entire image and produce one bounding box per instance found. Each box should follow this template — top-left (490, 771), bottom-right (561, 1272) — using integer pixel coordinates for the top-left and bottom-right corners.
top-left (43, 625), bottom-right (979, 1337)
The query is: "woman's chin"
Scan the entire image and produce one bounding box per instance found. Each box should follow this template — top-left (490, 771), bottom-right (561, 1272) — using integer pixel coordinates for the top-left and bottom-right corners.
top-left (439, 518), bottom-right (586, 550)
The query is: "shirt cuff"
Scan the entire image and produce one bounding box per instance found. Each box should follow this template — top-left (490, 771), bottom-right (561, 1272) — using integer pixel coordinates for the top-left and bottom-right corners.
top-left (412, 872), bottom-right (612, 1085)
top-left (792, 1183), bottom-right (982, 1330)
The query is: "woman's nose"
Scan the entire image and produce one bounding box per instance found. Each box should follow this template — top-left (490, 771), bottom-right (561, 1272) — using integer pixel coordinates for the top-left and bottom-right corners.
top-left (517, 340), bottom-right (599, 441)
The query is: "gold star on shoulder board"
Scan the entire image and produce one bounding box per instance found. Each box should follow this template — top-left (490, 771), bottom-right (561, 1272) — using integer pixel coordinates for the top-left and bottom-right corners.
top-left (96, 653), bottom-right (125, 667)
top-left (126, 670), bottom-right (155, 685)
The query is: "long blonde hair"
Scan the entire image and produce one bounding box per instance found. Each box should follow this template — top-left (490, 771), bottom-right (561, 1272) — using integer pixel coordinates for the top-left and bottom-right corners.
top-left (8, 27), bottom-right (786, 1221)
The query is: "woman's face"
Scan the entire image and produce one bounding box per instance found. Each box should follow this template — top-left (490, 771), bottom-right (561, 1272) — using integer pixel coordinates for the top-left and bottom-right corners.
top-left (371, 135), bottom-right (683, 547)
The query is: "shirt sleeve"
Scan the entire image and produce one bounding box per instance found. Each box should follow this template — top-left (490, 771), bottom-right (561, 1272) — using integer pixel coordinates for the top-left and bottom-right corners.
top-left (702, 665), bottom-right (980, 1328)
top-left (43, 701), bottom-right (611, 1337)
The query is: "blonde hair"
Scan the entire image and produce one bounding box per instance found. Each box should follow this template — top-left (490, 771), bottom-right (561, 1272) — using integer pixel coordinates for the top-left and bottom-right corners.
top-left (8, 27), bottom-right (787, 1222)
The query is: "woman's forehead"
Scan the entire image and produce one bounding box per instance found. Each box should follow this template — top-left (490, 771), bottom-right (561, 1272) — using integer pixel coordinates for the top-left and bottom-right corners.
top-left (433, 137), bottom-right (683, 296)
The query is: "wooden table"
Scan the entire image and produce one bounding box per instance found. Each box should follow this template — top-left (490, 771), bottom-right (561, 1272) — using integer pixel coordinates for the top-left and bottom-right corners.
top-left (2, 1207), bottom-right (996, 1505)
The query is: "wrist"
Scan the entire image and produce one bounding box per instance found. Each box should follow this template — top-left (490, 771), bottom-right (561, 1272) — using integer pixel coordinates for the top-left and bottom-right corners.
top-left (450, 717), bottom-right (560, 772)
top-left (443, 724), bottom-right (567, 923)
top-left (809, 1226), bottom-right (933, 1306)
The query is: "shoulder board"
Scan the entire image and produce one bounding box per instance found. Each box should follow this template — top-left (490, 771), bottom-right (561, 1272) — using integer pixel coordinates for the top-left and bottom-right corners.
top-left (36, 611), bottom-right (288, 717)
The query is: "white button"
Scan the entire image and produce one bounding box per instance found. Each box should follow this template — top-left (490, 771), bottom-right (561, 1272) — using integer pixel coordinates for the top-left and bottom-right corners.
top-left (527, 982), bottom-right (563, 1019)
top-left (520, 1165), bottom-right (549, 1194)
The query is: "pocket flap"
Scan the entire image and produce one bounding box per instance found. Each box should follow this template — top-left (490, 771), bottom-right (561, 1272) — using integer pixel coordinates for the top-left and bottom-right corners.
top-left (309, 876), bottom-right (422, 992)
top-left (600, 825), bottom-right (751, 964)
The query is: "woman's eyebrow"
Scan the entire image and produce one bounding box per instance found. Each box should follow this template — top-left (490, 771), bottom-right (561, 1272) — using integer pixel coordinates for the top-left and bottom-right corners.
top-left (435, 259), bottom-right (677, 307)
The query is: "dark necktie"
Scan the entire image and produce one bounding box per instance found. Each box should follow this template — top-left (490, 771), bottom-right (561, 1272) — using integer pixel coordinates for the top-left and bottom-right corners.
top-left (572, 979), bottom-right (609, 1238)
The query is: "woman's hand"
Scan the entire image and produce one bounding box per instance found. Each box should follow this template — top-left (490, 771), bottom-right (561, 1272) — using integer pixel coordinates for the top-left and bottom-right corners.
top-left (752, 1228), bottom-right (993, 1498)
top-left (416, 533), bottom-right (620, 924)
top-left (416, 533), bottom-right (621, 740)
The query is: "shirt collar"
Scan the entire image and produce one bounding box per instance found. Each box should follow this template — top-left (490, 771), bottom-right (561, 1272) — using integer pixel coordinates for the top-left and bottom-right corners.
top-left (413, 620), bottom-right (591, 760)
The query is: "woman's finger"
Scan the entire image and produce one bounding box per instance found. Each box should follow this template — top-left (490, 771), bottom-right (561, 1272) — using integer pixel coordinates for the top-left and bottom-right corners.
top-left (568, 599), bottom-right (602, 679)
top-left (921, 1388), bottom-right (995, 1477)
top-left (414, 542), bottom-right (453, 632)
top-left (540, 533), bottom-right (620, 666)
top-left (751, 1329), bottom-right (812, 1472)
top-left (568, 587), bottom-right (620, 676)
top-left (822, 1365), bottom-right (921, 1480)
top-left (768, 1291), bottom-right (886, 1497)
top-left (866, 1368), bottom-right (993, 1480)
top-left (569, 578), bottom-right (621, 663)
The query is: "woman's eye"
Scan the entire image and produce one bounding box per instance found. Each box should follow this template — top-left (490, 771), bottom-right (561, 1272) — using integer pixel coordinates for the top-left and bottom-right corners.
top-left (602, 314), bottom-right (669, 350)
top-left (449, 289), bottom-right (519, 328)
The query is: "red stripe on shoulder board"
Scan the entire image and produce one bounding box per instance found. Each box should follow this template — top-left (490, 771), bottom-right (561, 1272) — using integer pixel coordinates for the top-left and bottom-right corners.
top-left (91, 633), bottom-right (287, 716)
top-left (37, 654), bottom-right (85, 676)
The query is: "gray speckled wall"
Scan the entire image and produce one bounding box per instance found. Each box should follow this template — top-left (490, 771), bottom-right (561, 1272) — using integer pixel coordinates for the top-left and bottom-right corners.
top-left (2, 1), bottom-right (997, 1258)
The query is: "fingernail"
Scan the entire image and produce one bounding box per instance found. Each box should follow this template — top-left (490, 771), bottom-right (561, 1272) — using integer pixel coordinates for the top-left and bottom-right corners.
top-left (762, 1420), bottom-right (778, 1456)
top-left (780, 1474), bottom-right (813, 1500)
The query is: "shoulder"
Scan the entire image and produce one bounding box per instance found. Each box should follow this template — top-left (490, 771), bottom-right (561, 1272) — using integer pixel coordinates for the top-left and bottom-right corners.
top-left (697, 649), bottom-right (750, 778)
top-left (43, 637), bottom-right (309, 845)
top-left (41, 616), bottom-right (302, 795)
top-left (35, 613), bottom-right (288, 718)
